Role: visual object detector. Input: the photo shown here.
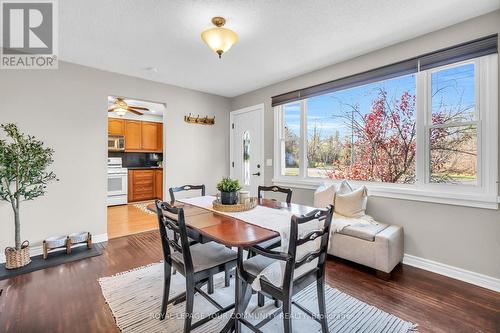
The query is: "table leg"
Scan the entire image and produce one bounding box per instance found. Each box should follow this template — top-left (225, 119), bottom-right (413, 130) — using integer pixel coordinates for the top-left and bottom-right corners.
top-left (220, 247), bottom-right (243, 333)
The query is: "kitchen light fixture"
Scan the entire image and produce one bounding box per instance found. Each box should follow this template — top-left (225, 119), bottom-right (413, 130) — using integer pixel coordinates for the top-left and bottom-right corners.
top-left (201, 17), bottom-right (238, 58)
top-left (108, 97), bottom-right (149, 116)
top-left (114, 108), bottom-right (127, 116)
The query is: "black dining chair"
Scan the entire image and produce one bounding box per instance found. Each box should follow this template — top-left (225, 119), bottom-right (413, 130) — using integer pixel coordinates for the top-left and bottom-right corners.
top-left (155, 200), bottom-right (237, 333)
top-left (169, 184), bottom-right (232, 289)
top-left (257, 185), bottom-right (293, 204)
top-left (255, 185), bottom-right (293, 251)
top-left (254, 185), bottom-right (293, 306)
top-left (169, 184), bottom-right (206, 203)
top-left (235, 205), bottom-right (334, 333)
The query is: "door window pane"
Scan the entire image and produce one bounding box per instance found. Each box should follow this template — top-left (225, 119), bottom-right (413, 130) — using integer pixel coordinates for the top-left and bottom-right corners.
top-left (243, 131), bottom-right (251, 185)
top-left (282, 103), bottom-right (300, 176)
top-left (431, 63), bottom-right (476, 124)
top-left (430, 125), bottom-right (477, 184)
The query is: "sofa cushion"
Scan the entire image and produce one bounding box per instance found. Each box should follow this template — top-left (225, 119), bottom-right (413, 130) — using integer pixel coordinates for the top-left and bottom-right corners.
top-left (313, 182), bottom-right (336, 208)
top-left (339, 221), bottom-right (388, 241)
top-left (334, 185), bottom-right (368, 218)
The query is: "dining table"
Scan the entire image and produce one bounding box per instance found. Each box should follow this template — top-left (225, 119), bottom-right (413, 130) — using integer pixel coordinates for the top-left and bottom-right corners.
top-left (147, 197), bottom-right (318, 333)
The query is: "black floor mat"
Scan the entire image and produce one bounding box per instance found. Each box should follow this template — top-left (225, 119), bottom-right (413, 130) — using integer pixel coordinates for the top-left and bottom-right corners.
top-left (0, 242), bottom-right (105, 280)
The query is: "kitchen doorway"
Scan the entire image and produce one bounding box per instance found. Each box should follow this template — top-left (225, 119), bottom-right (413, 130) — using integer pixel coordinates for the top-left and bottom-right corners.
top-left (106, 96), bottom-right (166, 239)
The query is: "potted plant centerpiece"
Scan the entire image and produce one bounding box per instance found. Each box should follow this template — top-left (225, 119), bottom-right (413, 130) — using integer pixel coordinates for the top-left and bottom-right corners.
top-left (217, 177), bottom-right (241, 205)
top-left (0, 124), bottom-right (58, 269)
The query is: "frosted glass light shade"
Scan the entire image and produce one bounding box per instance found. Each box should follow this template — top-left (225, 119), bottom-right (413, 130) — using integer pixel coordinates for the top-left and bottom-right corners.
top-left (114, 108), bottom-right (127, 116)
top-left (201, 27), bottom-right (238, 58)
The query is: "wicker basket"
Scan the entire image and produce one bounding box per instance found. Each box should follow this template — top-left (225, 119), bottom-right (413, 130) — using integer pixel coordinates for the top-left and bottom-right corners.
top-left (212, 197), bottom-right (258, 212)
top-left (4, 240), bottom-right (31, 269)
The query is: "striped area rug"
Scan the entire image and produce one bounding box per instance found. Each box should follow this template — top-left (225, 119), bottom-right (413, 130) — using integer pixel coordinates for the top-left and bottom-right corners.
top-left (99, 263), bottom-right (417, 333)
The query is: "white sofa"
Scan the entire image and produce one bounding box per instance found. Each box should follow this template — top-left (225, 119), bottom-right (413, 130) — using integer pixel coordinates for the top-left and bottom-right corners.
top-left (314, 182), bottom-right (404, 276)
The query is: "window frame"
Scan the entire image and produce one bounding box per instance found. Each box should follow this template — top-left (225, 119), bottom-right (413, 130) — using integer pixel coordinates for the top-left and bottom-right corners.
top-left (273, 54), bottom-right (498, 209)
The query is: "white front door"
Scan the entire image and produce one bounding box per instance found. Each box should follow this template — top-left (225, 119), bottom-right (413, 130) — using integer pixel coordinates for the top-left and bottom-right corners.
top-left (230, 104), bottom-right (264, 197)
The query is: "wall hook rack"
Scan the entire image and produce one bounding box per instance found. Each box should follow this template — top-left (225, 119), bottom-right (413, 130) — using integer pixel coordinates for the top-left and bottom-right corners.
top-left (184, 113), bottom-right (215, 125)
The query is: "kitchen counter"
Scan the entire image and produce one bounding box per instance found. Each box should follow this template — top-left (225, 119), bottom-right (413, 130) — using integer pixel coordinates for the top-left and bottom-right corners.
top-left (126, 166), bottom-right (163, 170)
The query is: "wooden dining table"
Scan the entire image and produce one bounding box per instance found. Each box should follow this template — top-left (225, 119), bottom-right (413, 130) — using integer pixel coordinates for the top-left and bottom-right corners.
top-left (147, 197), bottom-right (318, 332)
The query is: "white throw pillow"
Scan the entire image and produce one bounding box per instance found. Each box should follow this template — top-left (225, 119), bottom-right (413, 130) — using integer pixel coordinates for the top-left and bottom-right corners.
top-left (334, 182), bottom-right (368, 218)
top-left (313, 182), bottom-right (336, 208)
top-left (337, 180), bottom-right (353, 195)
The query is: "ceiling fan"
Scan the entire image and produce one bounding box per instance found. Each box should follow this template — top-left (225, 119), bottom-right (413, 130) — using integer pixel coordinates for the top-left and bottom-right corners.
top-left (108, 98), bottom-right (149, 116)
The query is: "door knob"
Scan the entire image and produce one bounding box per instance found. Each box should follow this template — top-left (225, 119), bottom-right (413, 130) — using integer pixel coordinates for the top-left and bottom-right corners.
top-left (252, 172), bottom-right (261, 176)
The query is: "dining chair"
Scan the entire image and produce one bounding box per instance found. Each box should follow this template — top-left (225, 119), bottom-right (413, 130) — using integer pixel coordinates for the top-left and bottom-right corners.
top-left (254, 186), bottom-right (293, 253)
top-left (155, 200), bottom-right (237, 333)
top-left (257, 185), bottom-right (293, 204)
top-left (254, 185), bottom-right (293, 306)
top-left (168, 181), bottom-right (233, 284)
top-left (169, 184), bottom-right (206, 203)
top-left (235, 205), bottom-right (334, 333)
top-left (169, 184), bottom-right (232, 289)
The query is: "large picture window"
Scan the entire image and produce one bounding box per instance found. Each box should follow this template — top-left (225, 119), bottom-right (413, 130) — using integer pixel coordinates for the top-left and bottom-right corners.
top-left (305, 74), bottom-right (417, 183)
top-left (274, 54), bottom-right (498, 208)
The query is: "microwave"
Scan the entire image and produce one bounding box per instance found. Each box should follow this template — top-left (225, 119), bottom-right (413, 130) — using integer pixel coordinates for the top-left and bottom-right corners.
top-left (108, 135), bottom-right (125, 151)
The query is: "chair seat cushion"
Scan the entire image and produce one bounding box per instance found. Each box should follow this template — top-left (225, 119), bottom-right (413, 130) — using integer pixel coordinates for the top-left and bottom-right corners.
top-left (243, 254), bottom-right (317, 288)
top-left (339, 221), bottom-right (388, 241)
top-left (172, 242), bottom-right (237, 272)
top-left (256, 236), bottom-right (281, 249)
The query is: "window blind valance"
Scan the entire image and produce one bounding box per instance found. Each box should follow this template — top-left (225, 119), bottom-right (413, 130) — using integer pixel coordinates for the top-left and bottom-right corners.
top-left (271, 34), bottom-right (498, 107)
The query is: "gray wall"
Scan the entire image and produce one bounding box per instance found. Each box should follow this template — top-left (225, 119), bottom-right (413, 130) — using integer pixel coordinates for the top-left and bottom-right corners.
top-left (231, 11), bottom-right (500, 279)
top-left (0, 61), bottom-right (230, 253)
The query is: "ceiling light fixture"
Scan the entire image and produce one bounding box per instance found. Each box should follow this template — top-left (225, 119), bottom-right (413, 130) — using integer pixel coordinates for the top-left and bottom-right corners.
top-left (114, 107), bottom-right (127, 116)
top-left (201, 17), bottom-right (238, 59)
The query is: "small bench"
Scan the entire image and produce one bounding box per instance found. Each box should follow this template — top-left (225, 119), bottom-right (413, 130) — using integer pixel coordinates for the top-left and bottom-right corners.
top-left (327, 216), bottom-right (404, 277)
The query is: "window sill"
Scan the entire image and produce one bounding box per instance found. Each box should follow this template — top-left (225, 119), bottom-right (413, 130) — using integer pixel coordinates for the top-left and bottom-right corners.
top-left (272, 177), bottom-right (499, 210)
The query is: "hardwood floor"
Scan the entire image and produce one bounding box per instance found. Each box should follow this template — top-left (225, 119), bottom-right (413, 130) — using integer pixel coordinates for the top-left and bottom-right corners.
top-left (107, 202), bottom-right (158, 239)
top-left (0, 231), bottom-right (499, 333)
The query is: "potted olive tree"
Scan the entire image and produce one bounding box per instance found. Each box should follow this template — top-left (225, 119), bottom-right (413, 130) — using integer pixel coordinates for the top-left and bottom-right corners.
top-left (217, 177), bottom-right (241, 205)
top-left (0, 124), bottom-right (57, 269)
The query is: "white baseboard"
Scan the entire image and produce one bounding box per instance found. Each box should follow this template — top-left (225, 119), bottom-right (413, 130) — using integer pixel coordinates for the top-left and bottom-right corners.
top-left (0, 233), bottom-right (108, 264)
top-left (403, 254), bottom-right (500, 292)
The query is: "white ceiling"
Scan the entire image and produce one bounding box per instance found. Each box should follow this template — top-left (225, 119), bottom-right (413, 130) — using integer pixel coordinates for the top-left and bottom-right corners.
top-left (60, 0), bottom-right (500, 97)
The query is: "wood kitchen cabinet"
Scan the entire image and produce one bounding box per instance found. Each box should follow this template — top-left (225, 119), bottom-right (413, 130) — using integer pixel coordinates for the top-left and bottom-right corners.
top-left (128, 169), bottom-right (154, 202)
top-left (124, 120), bottom-right (142, 150)
top-left (108, 118), bottom-right (125, 135)
top-left (128, 169), bottom-right (163, 202)
top-left (156, 122), bottom-right (163, 151)
top-left (110, 119), bottom-right (162, 152)
top-left (154, 169), bottom-right (163, 200)
top-left (141, 121), bottom-right (159, 151)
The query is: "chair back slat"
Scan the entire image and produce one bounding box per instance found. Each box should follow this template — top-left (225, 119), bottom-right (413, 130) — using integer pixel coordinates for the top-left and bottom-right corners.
top-left (155, 200), bottom-right (194, 272)
top-left (258, 185), bottom-right (292, 204)
top-left (294, 249), bottom-right (322, 269)
top-left (169, 184), bottom-right (206, 203)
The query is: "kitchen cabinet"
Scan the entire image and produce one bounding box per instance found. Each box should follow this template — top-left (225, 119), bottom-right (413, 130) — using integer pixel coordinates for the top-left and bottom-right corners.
top-left (128, 169), bottom-right (154, 202)
top-left (154, 169), bottom-right (163, 200)
top-left (157, 122), bottom-right (163, 151)
top-left (110, 119), bottom-right (162, 152)
top-left (141, 121), bottom-right (159, 151)
top-left (108, 118), bottom-right (125, 135)
top-left (124, 120), bottom-right (142, 151)
top-left (128, 169), bottom-right (163, 202)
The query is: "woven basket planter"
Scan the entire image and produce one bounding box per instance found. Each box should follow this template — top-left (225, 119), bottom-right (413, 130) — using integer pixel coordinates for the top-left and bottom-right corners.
top-left (4, 240), bottom-right (31, 269)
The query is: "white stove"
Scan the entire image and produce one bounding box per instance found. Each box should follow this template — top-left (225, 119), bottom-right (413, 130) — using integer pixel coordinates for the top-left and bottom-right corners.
top-left (107, 157), bottom-right (128, 206)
